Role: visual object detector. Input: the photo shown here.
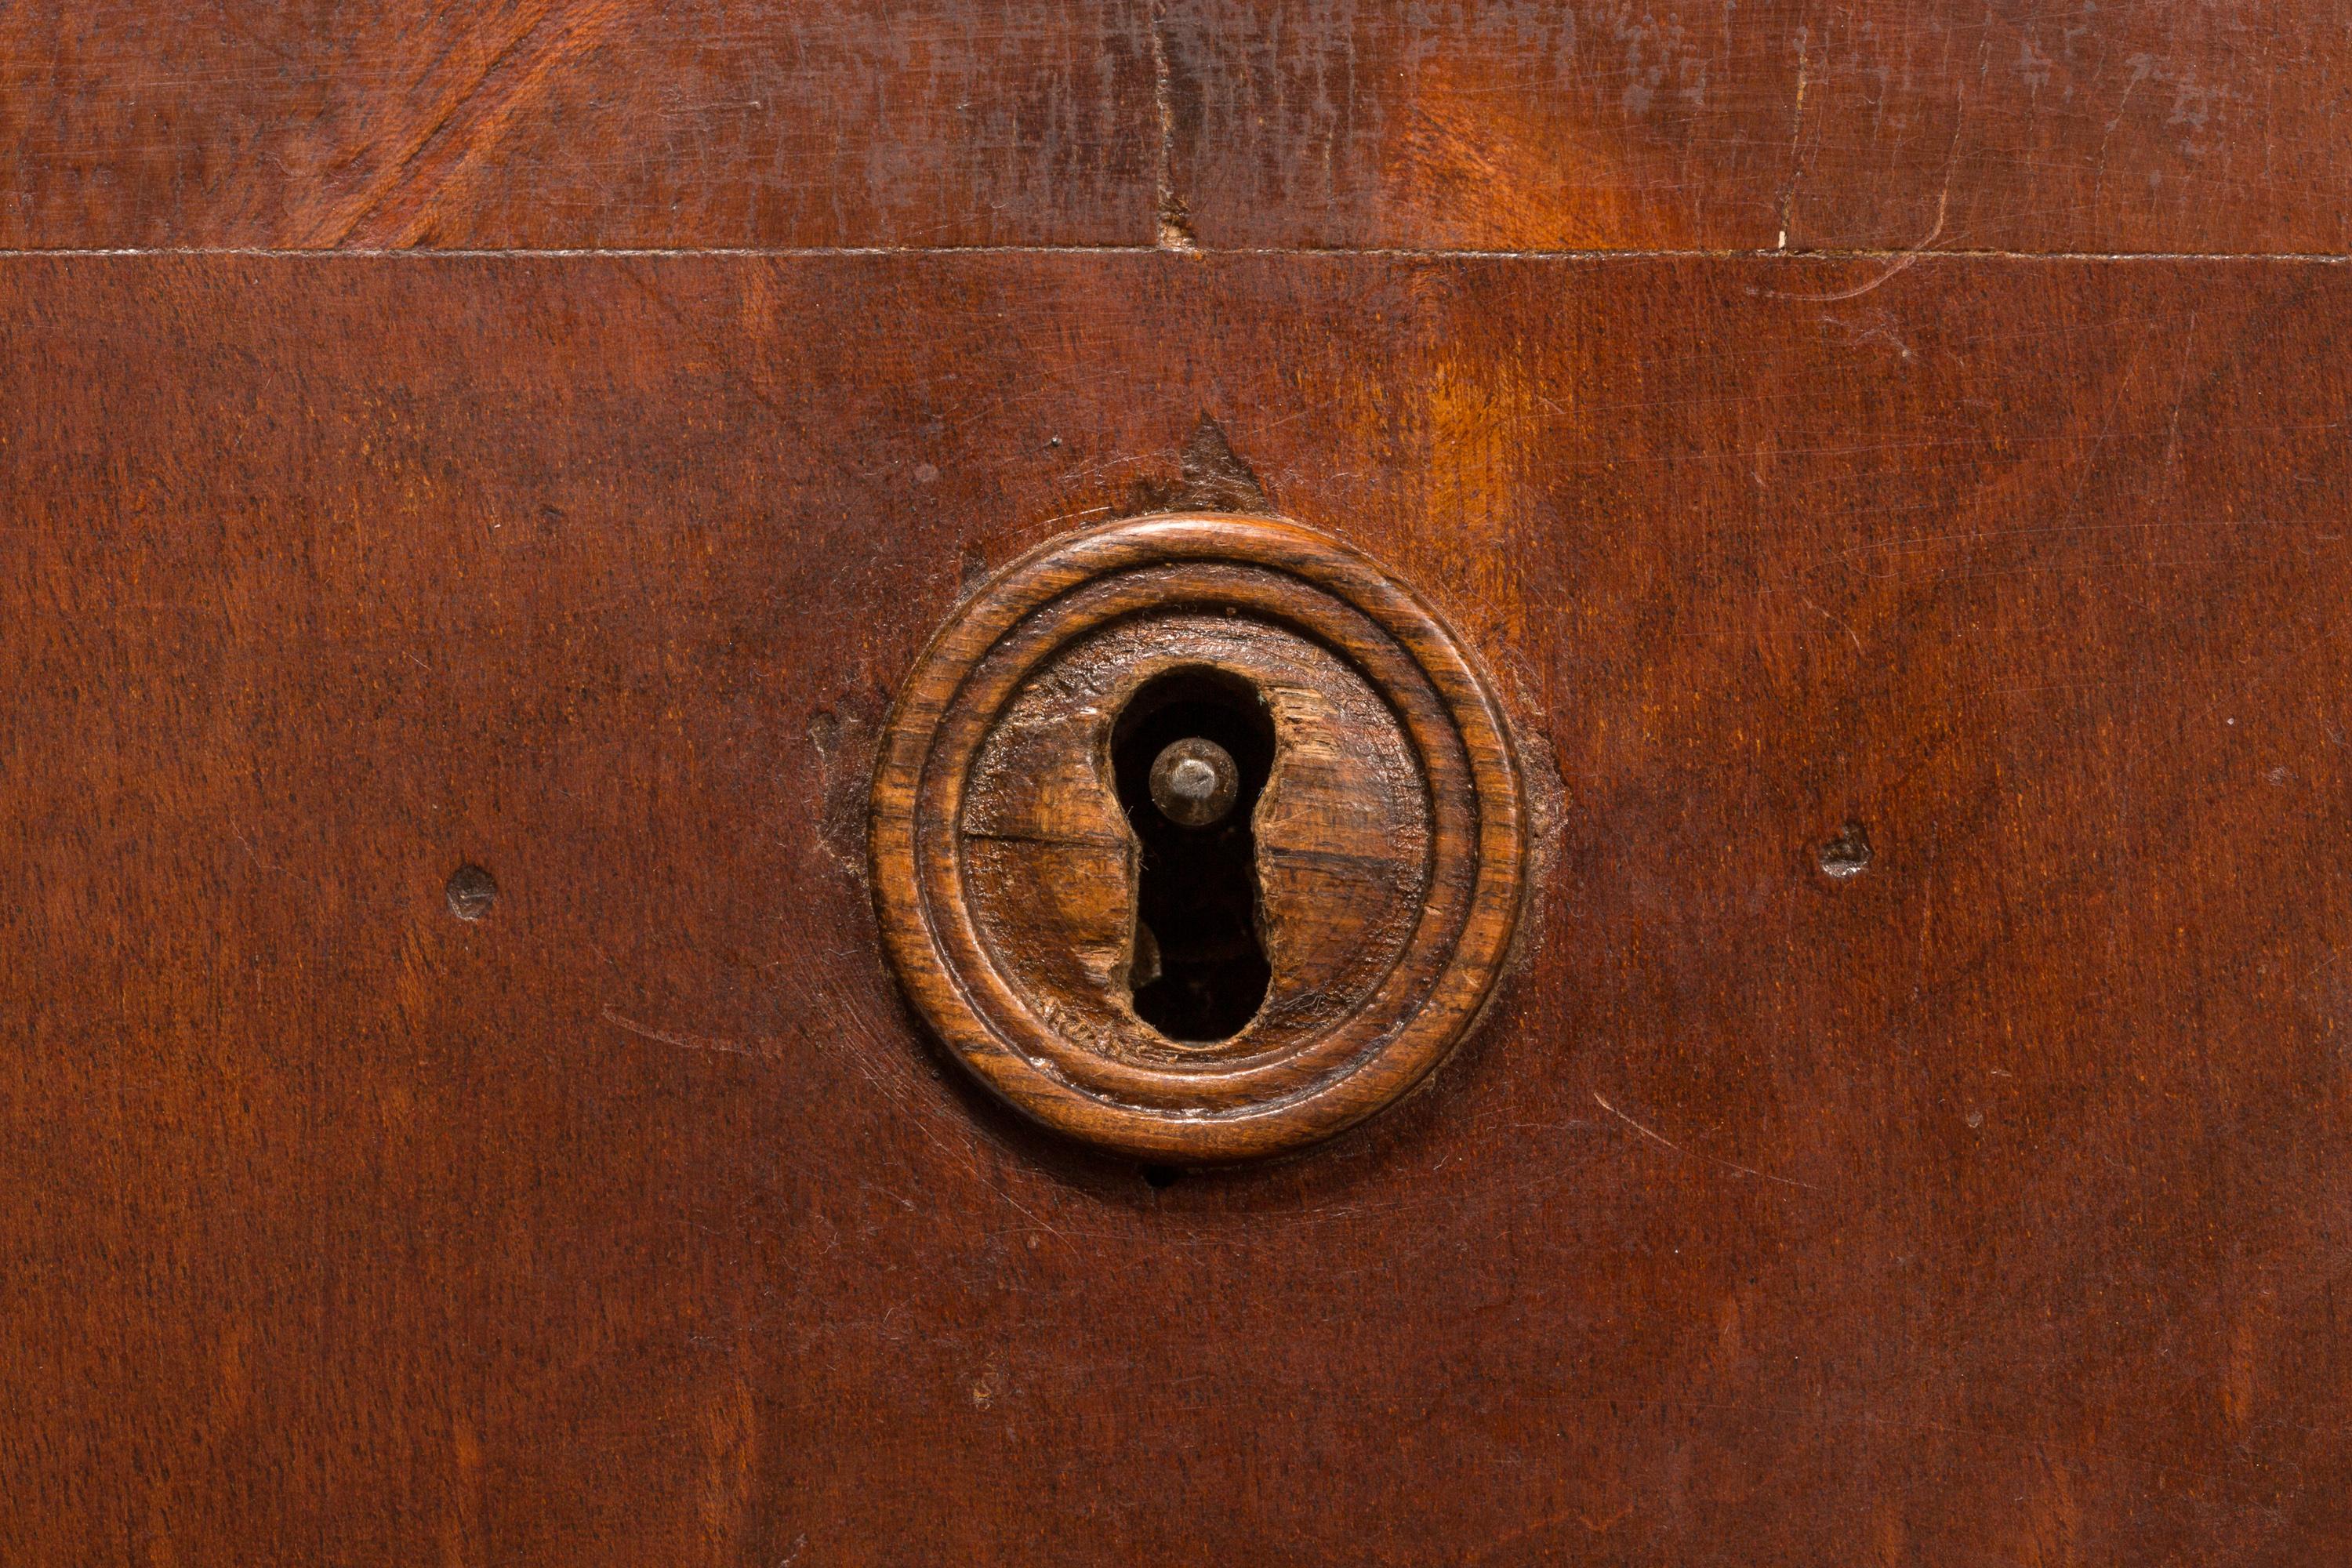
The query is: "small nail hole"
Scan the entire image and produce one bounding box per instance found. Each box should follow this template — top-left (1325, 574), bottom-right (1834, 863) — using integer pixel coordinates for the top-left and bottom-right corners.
top-left (1817, 821), bottom-right (1873, 880)
top-left (1141, 1164), bottom-right (1184, 1189)
top-left (445, 862), bottom-right (499, 920)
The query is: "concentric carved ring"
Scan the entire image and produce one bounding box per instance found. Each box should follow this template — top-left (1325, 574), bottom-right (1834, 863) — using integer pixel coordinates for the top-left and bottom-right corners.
top-left (869, 514), bottom-right (1526, 1162)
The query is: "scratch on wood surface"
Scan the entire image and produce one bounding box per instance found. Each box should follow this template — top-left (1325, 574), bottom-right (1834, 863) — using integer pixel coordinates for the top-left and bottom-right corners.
top-left (1592, 1091), bottom-right (1820, 1191)
top-left (2160, 310), bottom-right (2202, 485)
top-left (601, 1004), bottom-right (760, 1058)
top-left (1765, 189), bottom-right (1948, 301)
top-left (1799, 595), bottom-right (1865, 652)
top-left (2090, 53), bottom-right (2155, 215)
top-left (775, 963), bottom-right (1078, 1247)
top-left (1774, 48), bottom-right (1809, 252)
top-left (609, 973), bottom-right (1070, 1244)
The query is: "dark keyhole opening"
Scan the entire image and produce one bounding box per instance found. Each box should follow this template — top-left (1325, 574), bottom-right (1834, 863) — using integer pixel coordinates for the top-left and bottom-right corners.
top-left (1112, 669), bottom-right (1276, 1041)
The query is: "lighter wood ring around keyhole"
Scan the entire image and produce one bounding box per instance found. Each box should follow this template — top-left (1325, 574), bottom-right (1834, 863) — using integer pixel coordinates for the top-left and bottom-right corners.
top-left (869, 515), bottom-right (1526, 1163)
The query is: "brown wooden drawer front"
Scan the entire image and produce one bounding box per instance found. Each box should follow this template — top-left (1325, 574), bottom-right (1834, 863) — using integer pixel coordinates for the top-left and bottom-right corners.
top-left (3, 252), bottom-right (2347, 1562)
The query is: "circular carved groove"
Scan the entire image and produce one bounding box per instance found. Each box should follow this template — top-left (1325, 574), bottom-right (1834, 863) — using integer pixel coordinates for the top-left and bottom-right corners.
top-left (869, 514), bottom-right (1526, 1162)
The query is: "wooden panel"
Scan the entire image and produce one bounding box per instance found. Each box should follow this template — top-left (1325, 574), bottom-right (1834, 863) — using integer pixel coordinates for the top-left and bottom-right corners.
top-left (1163, 0), bottom-right (2352, 254)
top-left (1782, 0), bottom-right (2352, 254)
top-left (4, 252), bottom-right (2348, 1561)
top-left (0, 1), bottom-right (1156, 249)
top-left (12, 2), bottom-right (2350, 256)
top-left (1160, 0), bottom-right (1809, 251)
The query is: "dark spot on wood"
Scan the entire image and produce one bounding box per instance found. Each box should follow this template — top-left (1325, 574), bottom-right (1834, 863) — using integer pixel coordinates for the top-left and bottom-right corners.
top-left (445, 862), bottom-right (498, 920)
top-left (1818, 821), bottom-right (1873, 880)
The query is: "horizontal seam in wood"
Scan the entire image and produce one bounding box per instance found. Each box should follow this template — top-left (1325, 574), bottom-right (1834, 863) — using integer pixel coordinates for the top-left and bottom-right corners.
top-left (0, 245), bottom-right (2346, 263)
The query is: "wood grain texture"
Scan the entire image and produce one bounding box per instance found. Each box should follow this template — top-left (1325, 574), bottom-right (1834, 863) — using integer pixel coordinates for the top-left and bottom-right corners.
top-left (1163, 0), bottom-right (2352, 254)
top-left (1775, 0), bottom-right (2352, 255)
top-left (869, 514), bottom-right (1526, 1161)
top-left (9, 2), bottom-right (2352, 254)
top-left (2, 251), bottom-right (2347, 1562)
top-left (0, 0), bottom-right (1157, 249)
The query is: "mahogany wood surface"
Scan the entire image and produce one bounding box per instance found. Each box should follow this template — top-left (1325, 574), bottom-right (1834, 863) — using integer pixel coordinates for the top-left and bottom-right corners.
top-left (0, 0), bottom-right (1159, 249)
top-left (4, 252), bottom-right (2348, 1563)
top-left (1163, 0), bottom-right (2352, 255)
top-left (4, 1), bottom-right (2348, 253)
top-left (7, 0), bottom-right (2352, 1562)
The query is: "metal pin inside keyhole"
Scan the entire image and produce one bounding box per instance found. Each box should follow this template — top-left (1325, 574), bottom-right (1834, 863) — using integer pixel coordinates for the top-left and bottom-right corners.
top-left (1112, 670), bottom-right (1276, 1040)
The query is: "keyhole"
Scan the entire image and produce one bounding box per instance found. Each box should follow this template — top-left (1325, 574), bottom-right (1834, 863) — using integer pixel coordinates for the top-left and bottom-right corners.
top-left (1112, 669), bottom-right (1276, 1041)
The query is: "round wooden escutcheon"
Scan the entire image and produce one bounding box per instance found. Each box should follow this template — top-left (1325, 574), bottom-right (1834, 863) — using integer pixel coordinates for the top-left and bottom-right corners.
top-left (869, 514), bottom-right (1526, 1162)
